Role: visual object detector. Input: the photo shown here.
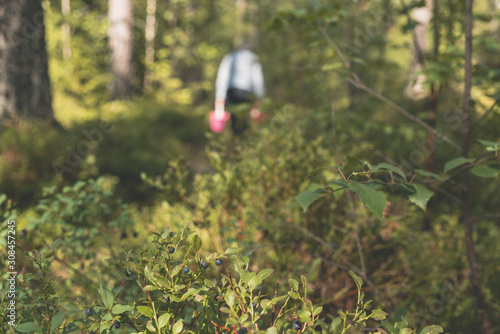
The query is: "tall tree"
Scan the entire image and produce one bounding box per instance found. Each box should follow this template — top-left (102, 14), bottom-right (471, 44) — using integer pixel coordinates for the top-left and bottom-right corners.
top-left (61, 0), bottom-right (71, 60)
top-left (0, 0), bottom-right (54, 123)
top-left (108, 0), bottom-right (134, 99)
top-left (462, 0), bottom-right (492, 332)
top-left (144, 0), bottom-right (157, 90)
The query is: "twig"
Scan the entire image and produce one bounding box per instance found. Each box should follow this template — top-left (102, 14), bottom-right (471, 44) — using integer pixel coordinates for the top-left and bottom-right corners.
top-left (319, 27), bottom-right (461, 151)
top-left (473, 97), bottom-right (500, 129)
top-left (470, 213), bottom-right (500, 223)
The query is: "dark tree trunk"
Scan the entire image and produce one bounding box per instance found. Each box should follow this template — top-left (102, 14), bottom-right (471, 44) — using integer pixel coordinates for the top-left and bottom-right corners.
top-left (108, 0), bottom-right (134, 99)
top-left (0, 0), bottom-right (54, 123)
top-left (462, 0), bottom-right (492, 332)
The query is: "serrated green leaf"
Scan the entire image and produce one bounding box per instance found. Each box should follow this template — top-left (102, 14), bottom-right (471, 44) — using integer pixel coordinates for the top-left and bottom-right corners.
top-left (300, 275), bottom-right (307, 287)
top-left (16, 322), bottom-right (43, 332)
top-left (348, 182), bottom-right (387, 220)
top-left (192, 234), bottom-right (202, 252)
top-left (112, 304), bottom-right (131, 314)
top-left (289, 278), bottom-right (299, 291)
top-left (257, 268), bottom-right (274, 280)
top-left (444, 157), bottom-right (475, 173)
top-left (408, 184), bottom-right (434, 210)
top-left (313, 306), bottom-right (323, 316)
top-left (307, 165), bottom-right (342, 176)
top-left (137, 306), bottom-right (154, 317)
top-left (296, 189), bottom-right (323, 212)
top-left (50, 312), bottom-right (65, 333)
top-left (471, 165), bottom-right (499, 178)
top-left (266, 327), bottom-right (278, 334)
top-left (172, 319), bottom-right (183, 334)
top-left (372, 162), bottom-right (407, 181)
top-left (157, 312), bottom-right (172, 329)
top-left (478, 139), bottom-right (500, 149)
top-left (248, 275), bottom-right (263, 290)
top-left (349, 271), bottom-right (363, 291)
top-left (224, 247), bottom-right (242, 255)
top-left (419, 325), bottom-right (443, 334)
top-left (98, 283), bottom-right (114, 310)
top-left (146, 320), bottom-right (156, 332)
top-left (415, 169), bottom-right (444, 181)
top-left (171, 265), bottom-right (183, 277)
top-left (371, 308), bottom-right (387, 320)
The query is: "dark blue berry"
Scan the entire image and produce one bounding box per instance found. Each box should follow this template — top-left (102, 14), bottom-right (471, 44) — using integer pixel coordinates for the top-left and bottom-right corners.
top-left (112, 320), bottom-right (121, 329)
top-left (183, 266), bottom-right (190, 274)
top-left (169, 247), bottom-right (175, 253)
top-left (215, 259), bottom-right (222, 266)
top-left (85, 307), bottom-right (93, 316)
top-left (201, 261), bottom-right (209, 269)
top-left (293, 320), bottom-right (302, 330)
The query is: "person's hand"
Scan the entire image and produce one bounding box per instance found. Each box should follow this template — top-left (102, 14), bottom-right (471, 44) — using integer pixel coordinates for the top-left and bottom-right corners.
top-left (250, 108), bottom-right (261, 119)
top-left (215, 99), bottom-right (225, 113)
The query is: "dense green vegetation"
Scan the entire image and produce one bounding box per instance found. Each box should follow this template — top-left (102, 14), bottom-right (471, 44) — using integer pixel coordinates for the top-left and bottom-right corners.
top-left (1, 0), bottom-right (500, 333)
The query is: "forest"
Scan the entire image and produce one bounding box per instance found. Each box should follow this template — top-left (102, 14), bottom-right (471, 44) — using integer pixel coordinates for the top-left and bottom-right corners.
top-left (1, 0), bottom-right (500, 333)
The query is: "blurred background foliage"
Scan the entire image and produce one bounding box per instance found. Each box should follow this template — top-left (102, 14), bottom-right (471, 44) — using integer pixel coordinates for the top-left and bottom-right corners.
top-left (1, 0), bottom-right (500, 333)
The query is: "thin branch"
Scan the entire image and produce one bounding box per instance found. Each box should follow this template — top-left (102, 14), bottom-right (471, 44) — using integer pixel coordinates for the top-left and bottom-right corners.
top-left (470, 213), bottom-right (500, 223)
top-left (473, 96), bottom-right (500, 129)
top-left (319, 27), bottom-right (461, 151)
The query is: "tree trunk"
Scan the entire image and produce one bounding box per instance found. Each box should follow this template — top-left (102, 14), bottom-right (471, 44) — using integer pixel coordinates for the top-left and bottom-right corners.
top-left (61, 0), bottom-right (71, 60)
top-left (0, 0), bottom-right (54, 123)
top-left (235, 0), bottom-right (246, 47)
top-left (405, 0), bottom-right (431, 100)
top-left (108, 0), bottom-right (134, 99)
top-left (462, 0), bottom-right (492, 332)
top-left (144, 0), bottom-right (156, 90)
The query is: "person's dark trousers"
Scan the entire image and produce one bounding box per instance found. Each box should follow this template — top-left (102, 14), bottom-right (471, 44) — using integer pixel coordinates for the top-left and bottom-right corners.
top-left (227, 88), bottom-right (251, 135)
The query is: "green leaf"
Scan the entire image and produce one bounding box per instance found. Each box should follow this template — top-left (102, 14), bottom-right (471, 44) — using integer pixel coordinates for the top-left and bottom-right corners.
top-left (296, 189), bottom-right (323, 212)
top-left (172, 319), bottom-right (184, 334)
top-left (157, 312), bottom-right (172, 329)
top-left (307, 165), bottom-right (342, 177)
top-left (399, 329), bottom-right (413, 334)
top-left (288, 291), bottom-right (300, 299)
top-left (146, 320), bottom-right (156, 332)
top-left (50, 312), bottom-right (65, 333)
top-left (419, 325), bottom-right (443, 334)
top-left (313, 306), bottom-right (323, 316)
top-left (408, 184), bottom-right (434, 210)
top-left (224, 247), bottom-right (242, 255)
top-left (371, 309), bottom-right (387, 320)
top-left (289, 278), bottom-right (299, 291)
top-left (478, 139), bottom-right (500, 150)
top-left (112, 304), bottom-right (131, 314)
top-left (16, 322), bottom-right (43, 332)
top-left (143, 285), bottom-right (158, 291)
top-left (347, 182), bottom-right (387, 220)
top-left (321, 63), bottom-right (343, 71)
top-left (415, 169), bottom-right (444, 181)
top-left (192, 234), bottom-right (202, 252)
top-left (471, 165), bottom-right (499, 178)
top-left (444, 157), bottom-right (475, 173)
top-left (257, 268), bottom-right (274, 280)
top-left (98, 283), bottom-right (114, 310)
top-left (372, 162), bottom-right (407, 181)
top-left (266, 327), bottom-right (279, 334)
top-left (137, 306), bottom-right (155, 318)
top-left (349, 271), bottom-right (363, 291)
top-left (248, 275), bottom-right (263, 290)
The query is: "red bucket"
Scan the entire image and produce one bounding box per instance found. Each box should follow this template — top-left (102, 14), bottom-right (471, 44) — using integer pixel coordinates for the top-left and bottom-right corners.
top-left (209, 110), bottom-right (231, 133)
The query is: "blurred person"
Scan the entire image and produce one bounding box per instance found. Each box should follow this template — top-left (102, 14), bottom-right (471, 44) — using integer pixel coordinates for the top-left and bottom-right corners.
top-left (214, 40), bottom-right (265, 135)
